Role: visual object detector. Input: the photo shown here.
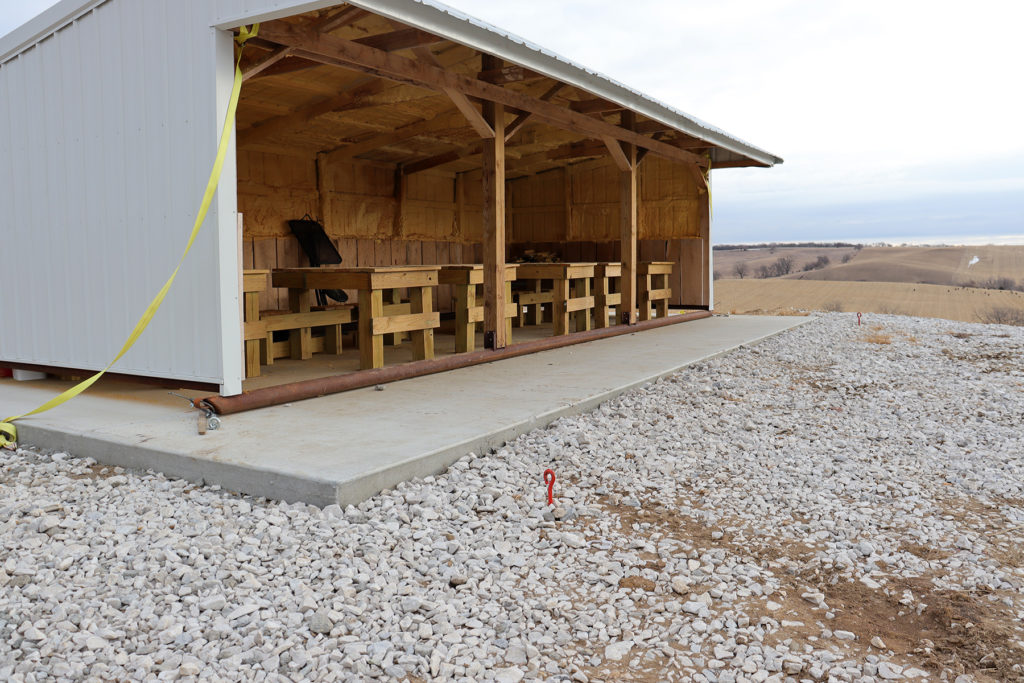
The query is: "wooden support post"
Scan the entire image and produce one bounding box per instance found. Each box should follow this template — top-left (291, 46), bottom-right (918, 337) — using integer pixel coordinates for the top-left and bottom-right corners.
top-left (481, 57), bottom-right (507, 349)
top-left (620, 154), bottom-right (638, 325)
top-left (359, 289), bottom-right (384, 369)
top-left (409, 286), bottom-right (435, 361)
top-left (620, 111), bottom-right (638, 325)
top-left (288, 289), bottom-right (313, 359)
top-left (553, 277), bottom-right (570, 336)
top-left (701, 172), bottom-right (713, 309)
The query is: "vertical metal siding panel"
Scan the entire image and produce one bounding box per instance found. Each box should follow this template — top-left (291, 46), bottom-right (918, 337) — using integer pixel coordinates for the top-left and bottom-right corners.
top-left (0, 0), bottom-right (226, 384)
top-left (24, 48), bottom-right (52, 362)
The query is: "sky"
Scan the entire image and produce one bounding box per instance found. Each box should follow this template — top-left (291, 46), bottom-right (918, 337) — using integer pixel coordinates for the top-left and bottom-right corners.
top-left (2, 0), bottom-right (1022, 244)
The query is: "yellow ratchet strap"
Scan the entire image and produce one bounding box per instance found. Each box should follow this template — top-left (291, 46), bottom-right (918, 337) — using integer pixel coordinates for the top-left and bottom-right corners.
top-left (0, 25), bottom-right (259, 449)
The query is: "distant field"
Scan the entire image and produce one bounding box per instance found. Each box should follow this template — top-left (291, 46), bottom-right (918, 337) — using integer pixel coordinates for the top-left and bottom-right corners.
top-left (714, 279), bottom-right (1024, 324)
top-left (714, 247), bottom-right (859, 279)
top-left (715, 245), bottom-right (1024, 288)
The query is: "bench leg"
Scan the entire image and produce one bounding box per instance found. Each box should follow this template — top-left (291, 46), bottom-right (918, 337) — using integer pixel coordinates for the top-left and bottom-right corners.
top-left (243, 292), bottom-right (262, 378)
top-left (656, 273), bottom-right (670, 318)
top-left (410, 286), bottom-right (434, 361)
top-left (573, 278), bottom-right (592, 332)
top-left (505, 280), bottom-right (514, 342)
top-left (553, 278), bottom-right (570, 336)
top-left (454, 283), bottom-right (474, 353)
top-left (359, 289), bottom-right (384, 370)
top-left (528, 281), bottom-right (543, 326)
top-left (325, 324), bottom-right (343, 355)
top-left (289, 289), bottom-right (313, 360)
top-left (638, 274), bottom-right (652, 322)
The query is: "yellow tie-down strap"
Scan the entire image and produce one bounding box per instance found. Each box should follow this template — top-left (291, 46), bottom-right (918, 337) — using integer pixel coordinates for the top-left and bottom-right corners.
top-left (0, 25), bottom-right (259, 449)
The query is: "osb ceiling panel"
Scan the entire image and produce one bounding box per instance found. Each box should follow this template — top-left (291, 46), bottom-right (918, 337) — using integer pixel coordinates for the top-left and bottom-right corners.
top-left (235, 6), bottom-right (719, 176)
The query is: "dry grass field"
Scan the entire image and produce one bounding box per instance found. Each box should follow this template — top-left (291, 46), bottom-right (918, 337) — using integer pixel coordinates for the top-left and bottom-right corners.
top-left (714, 279), bottom-right (1024, 323)
top-left (786, 245), bottom-right (1024, 286)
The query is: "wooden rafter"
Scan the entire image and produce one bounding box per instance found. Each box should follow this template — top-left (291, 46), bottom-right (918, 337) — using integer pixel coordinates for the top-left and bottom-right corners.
top-left (355, 27), bottom-right (444, 52)
top-left (242, 4), bottom-right (367, 81)
top-left (603, 136), bottom-right (632, 172)
top-left (317, 5), bottom-right (370, 34)
top-left (403, 144), bottom-right (481, 175)
top-left (245, 55), bottom-right (322, 81)
top-left (258, 21), bottom-right (709, 169)
top-left (324, 109), bottom-right (464, 159)
top-left (237, 76), bottom-right (381, 147)
top-left (571, 98), bottom-right (625, 114)
top-left (504, 82), bottom-right (563, 142)
top-left (477, 64), bottom-right (543, 84)
top-left (242, 46), bottom-right (294, 80)
top-left (398, 31), bottom-right (494, 139)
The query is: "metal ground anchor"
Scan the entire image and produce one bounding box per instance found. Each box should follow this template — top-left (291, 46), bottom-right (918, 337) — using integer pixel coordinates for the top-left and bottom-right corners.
top-left (169, 392), bottom-right (221, 434)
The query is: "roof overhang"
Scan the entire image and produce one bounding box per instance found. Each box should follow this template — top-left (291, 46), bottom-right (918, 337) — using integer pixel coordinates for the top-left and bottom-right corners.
top-left (3, 0), bottom-right (782, 169)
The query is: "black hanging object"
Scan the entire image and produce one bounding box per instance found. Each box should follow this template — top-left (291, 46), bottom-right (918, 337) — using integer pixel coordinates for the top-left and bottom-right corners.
top-left (287, 216), bottom-right (348, 304)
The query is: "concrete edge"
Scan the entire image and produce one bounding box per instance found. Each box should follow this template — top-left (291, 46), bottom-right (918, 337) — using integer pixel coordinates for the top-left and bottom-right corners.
top-left (14, 423), bottom-right (340, 506)
top-left (12, 316), bottom-right (809, 508)
top-left (331, 315), bottom-right (809, 506)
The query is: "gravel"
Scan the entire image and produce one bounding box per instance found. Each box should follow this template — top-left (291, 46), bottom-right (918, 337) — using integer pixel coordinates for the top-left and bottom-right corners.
top-left (2, 313), bottom-right (1023, 681)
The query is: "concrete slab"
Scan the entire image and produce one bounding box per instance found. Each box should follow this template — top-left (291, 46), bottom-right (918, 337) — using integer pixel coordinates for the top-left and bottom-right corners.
top-left (1, 315), bottom-right (808, 506)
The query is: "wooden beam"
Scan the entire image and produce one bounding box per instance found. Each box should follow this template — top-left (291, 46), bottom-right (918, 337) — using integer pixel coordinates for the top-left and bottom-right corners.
top-left (241, 4), bottom-right (366, 83)
top-left (571, 98), bottom-right (624, 114)
top-left (620, 111), bottom-right (638, 325)
top-left (443, 87), bottom-right (494, 138)
top-left (325, 109), bottom-right (463, 158)
top-left (504, 82), bottom-right (563, 142)
top-left (355, 27), bottom-right (443, 52)
top-left (317, 5), bottom-right (370, 33)
top-left (259, 22), bottom-right (709, 168)
top-left (245, 55), bottom-right (321, 80)
top-left (403, 145), bottom-right (480, 175)
top-left (603, 136), bottom-right (632, 172)
top-left (477, 64), bottom-right (544, 84)
top-left (481, 56), bottom-right (507, 350)
top-left (242, 46), bottom-right (293, 81)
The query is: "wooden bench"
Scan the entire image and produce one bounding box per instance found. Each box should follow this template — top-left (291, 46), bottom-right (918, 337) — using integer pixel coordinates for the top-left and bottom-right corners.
top-left (274, 266), bottom-right (440, 370)
top-left (515, 280), bottom-right (552, 327)
top-left (439, 264), bottom-right (518, 353)
top-left (516, 262), bottom-right (596, 336)
top-left (593, 263), bottom-right (622, 328)
top-left (639, 261), bottom-right (674, 320)
top-left (242, 270), bottom-right (354, 378)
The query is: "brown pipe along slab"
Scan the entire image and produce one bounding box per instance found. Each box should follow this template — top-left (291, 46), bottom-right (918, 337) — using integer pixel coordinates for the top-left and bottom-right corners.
top-left (200, 310), bottom-right (713, 415)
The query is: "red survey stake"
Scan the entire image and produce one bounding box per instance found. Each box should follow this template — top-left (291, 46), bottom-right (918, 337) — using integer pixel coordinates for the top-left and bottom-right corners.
top-left (543, 469), bottom-right (556, 506)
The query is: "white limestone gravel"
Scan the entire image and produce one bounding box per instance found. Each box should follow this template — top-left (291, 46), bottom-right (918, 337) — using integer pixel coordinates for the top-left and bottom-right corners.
top-left (2, 313), bottom-right (1023, 682)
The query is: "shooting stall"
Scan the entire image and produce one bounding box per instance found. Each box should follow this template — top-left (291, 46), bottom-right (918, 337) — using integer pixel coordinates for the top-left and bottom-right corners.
top-left (0, 0), bottom-right (781, 401)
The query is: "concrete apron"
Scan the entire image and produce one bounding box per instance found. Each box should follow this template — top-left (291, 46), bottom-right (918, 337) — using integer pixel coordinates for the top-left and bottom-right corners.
top-left (1, 315), bottom-right (808, 507)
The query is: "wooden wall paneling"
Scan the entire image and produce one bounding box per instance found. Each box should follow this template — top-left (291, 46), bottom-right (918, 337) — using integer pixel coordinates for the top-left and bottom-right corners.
top-left (276, 237), bottom-right (303, 310)
top-left (580, 241), bottom-right (597, 262)
top-left (252, 238), bottom-right (278, 310)
top-left (374, 240), bottom-right (391, 266)
top-left (406, 240), bottom-right (422, 266)
top-left (242, 239), bottom-right (254, 270)
top-left (667, 239), bottom-right (684, 306)
top-left (356, 238), bottom-right (374, 267)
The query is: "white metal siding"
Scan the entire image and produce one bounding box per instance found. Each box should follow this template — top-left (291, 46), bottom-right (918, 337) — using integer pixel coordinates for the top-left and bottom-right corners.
top-left (0, 0), bottom-right (242, 392)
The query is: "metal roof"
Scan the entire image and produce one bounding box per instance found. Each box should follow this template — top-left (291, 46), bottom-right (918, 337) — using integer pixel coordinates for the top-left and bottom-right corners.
top-left (2, 0), bottom-right (782, 167)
